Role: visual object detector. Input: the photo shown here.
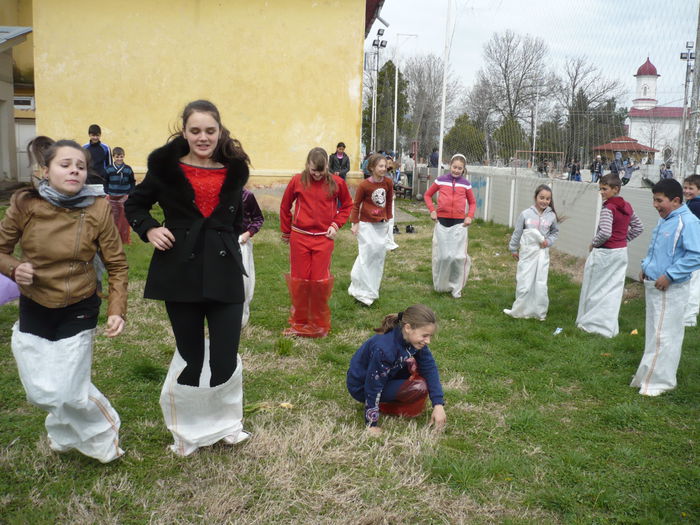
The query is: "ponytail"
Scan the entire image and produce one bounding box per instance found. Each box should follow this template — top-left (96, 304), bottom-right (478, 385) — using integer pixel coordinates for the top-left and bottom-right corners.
top-left (374, 304), bottom-right (437, 334)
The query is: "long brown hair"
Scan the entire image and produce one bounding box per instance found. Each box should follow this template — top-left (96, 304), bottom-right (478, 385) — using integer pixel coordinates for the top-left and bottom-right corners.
top-left (170, 99), bottom-right (250, 165)
top-left (374, 304), bottom-right (437, 334)
top-left (301, 147), bottom-right (337, 197)
top-left (534, 184), bottom-right (560, 222)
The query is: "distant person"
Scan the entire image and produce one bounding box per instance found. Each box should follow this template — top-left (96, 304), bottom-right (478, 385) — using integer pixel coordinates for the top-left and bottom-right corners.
top-left (104, 147), bottom-right (136, 245)
top-left (429, 147), bottom-right (439, 168)
top-left (401, 152), bottom-right (415, 181)
top-left (576, 175), bottom-right (643, 338)
top-left (609, 151), bottom-right (623, 178)
top-left (83, 124), bottom-right (111, 184)
top-left (683, 174), bottom-right (700, 327)
top-left (620, 159), bottom-right (639, 186)
top-left (567, 158), bottom-right (581, 182)
top-left (659, 163), bottom-right (673, 180)
top-left (631, 179), bottom-right (700, 396)
top-left (328, 141), bottom-right (350, 180)
top-left (240, 189), bottom-right (264, 328)
top-left (360, 153), bottom-right (371, 179)
top-left (589, 155), bottom-right (604, 183)
top-left (504, 184), bottom-right (560, 321)
top-left (346, 304), bottom-right (446, 435)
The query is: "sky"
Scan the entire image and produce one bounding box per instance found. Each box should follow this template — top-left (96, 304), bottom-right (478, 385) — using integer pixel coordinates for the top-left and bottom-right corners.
top-left (366, 0), bottom-right (699, 109)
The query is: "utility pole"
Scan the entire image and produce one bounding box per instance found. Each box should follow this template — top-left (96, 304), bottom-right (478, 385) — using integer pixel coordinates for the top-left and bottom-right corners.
top-left (690, 3), bottom-right (700, 174)
top-left (678, 40), bottom-right (694, 177)
top-left (438, 0), bottom-right (455, 170)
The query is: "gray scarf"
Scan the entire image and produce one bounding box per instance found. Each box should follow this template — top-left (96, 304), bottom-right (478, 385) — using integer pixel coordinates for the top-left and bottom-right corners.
top-left (37, 179), bottom-right (105, 209)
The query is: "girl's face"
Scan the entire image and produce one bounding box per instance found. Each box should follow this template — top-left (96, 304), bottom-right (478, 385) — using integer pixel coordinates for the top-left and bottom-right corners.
top-left (372, 159), bottom-right (387, 178)
top-left (450, 160), bottom-right (465, 178)
top-left (183, 111), bottom-right (221, 160)
top-left (535, 189), bottom-right (552, 212)
top-left (403, 323), bottom-right (436, 350)
top-left (44, 146), bottom-right (88, 195)
top-left (308, 163), bottom-right (326, 181)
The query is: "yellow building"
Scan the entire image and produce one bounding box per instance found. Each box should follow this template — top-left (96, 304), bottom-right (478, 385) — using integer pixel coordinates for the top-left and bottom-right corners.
top-left (2, 0), bottom-right (382, 183)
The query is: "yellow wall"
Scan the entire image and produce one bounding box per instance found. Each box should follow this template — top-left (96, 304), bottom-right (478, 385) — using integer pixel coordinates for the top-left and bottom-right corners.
top-left (32, 0), bottom-right (366, 181)
top-left (0, 0), bottom-right (34, 84)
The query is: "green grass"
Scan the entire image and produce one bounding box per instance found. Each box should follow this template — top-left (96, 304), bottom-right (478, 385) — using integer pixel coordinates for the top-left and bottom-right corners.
top-left (0, 200), bottom-right (698, 524)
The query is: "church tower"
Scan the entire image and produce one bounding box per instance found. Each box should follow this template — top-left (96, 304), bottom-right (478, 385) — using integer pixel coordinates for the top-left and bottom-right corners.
top-left (632, 57), bottom-right (659, 110)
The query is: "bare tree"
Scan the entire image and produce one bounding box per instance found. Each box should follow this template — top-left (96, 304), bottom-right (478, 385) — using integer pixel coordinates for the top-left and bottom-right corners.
top-left (555, 56), bottom-right (624, 112)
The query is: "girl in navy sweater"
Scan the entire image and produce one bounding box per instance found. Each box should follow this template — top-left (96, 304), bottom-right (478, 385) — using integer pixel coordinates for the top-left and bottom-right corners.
top-left (346, 304), bottom-right (446, 435)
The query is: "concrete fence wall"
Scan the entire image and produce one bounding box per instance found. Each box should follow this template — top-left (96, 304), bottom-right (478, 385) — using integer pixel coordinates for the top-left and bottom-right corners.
top-left (415, 166), bottom-right (660, 281)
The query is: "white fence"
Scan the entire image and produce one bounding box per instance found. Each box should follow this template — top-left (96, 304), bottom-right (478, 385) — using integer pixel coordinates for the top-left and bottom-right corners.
top-left (416, 166), bottom-right (660, 281)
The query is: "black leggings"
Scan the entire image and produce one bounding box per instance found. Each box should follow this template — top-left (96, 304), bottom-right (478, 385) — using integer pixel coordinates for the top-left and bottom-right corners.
top-left (19, 294), bottom-right (100, 341)
top-left (165, 301), bottom-right (243, 387)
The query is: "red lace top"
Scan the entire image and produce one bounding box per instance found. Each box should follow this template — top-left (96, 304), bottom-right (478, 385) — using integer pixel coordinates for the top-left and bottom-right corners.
top-left (180, 163), bottom-right (227, 217)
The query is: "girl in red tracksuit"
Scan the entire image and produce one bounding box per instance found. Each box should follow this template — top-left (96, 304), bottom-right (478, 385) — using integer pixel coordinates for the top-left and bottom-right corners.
top-left (280, 147), bottom-right (353, 337)
top-left (423, 154), bottom-right (476, 297)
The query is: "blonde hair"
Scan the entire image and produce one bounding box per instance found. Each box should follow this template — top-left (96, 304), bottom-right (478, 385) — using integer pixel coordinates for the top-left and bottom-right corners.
top-left (374, 304), bottom-right (437, 334)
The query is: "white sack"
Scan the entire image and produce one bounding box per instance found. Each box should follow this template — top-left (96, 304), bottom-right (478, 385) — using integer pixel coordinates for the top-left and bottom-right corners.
top-left (160, 345), bottom-right (244, 456)
top-left (11, 323), bottom-right (123, 463)
top-left (239, 236), bottom-right (255, 328)
top-left (576, 247), bottom-right (628, 338)
top-left (432, 223), bottom-right (471, 298)
top-left (348, 221), bottom-right (389, 306)
top-left (385, 198), bottom-right (398, 251)
top-left (683, 269), bottom-right (700, 327)
top-left (631, 280), bottom-right (690, 396)
top-left (504, 229), bottom-right (549, 320)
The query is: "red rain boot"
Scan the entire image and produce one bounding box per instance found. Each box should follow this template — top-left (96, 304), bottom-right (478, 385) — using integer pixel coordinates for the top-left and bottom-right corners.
top-left (282, 275), bottom-right (313, 337)
top-left (306, 276), bottom-right (334, 338)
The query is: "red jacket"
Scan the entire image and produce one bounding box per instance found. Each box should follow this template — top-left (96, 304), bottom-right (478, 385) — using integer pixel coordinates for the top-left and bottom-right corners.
top-left (280, 173), bottom-right (352, 236)
top-left (424, 174), bottom-right (476, 219)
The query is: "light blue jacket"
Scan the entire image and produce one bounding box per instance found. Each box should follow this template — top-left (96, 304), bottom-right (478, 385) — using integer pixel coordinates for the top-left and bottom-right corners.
top-left (642, 204), bottom-right (700, 283)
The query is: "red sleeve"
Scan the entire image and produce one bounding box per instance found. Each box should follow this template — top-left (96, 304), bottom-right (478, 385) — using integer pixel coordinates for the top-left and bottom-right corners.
top-left (349, 181), bottom-right (365, 224)
top-left (386, 179), bottom-right (394, 220)
top-left (424, 182), bottom-right (438, 212)
top-left (280, 176), bottom-right (298, 234)
top-left (466, 188), bottom-right (476, 218)
top-left (333, 178), bottom-right (353, 229)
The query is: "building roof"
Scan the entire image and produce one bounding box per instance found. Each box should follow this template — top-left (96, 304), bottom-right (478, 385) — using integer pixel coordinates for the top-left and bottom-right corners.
top-left (629, 107), bottom-right (685, 119)
top-left (593, 136), bottom-right (658, 153)
top-left (365, 0), bottom-right (385, 37)
top-left (0, 26), bottom-right (32, 53)
top-left (635, 57), bottom-right (659, 77)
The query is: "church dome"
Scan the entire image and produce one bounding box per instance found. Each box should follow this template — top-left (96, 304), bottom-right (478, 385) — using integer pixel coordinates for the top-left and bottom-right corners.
top-left (635, 57), bottom-right (659, 77)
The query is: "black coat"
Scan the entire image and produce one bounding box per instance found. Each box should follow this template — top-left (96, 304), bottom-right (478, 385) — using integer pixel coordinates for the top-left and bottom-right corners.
top-left (125, 137), bottom-right (249, 303)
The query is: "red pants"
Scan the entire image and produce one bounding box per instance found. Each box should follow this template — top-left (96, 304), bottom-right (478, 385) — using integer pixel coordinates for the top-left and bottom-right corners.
top-left (289, 231), bottom-right (334, 279)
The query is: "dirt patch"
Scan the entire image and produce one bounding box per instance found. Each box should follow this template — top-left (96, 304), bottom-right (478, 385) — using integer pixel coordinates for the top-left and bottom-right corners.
top-left (549, 249), bottom-right (586, 284)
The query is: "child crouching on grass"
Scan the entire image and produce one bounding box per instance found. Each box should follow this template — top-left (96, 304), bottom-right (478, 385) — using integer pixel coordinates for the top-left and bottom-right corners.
top-left (346, 304), bottom-right (446, 435)
top-left (576, 175), bottom-right (643, 338)
top-left (631, 179), bottom-right (700, 396)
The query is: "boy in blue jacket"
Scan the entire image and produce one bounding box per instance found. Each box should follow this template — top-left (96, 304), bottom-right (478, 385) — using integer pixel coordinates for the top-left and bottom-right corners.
top-left (631, 178), bottom-right (700, 396)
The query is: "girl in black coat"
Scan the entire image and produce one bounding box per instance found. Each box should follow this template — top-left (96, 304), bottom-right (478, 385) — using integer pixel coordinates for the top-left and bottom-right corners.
top-left (125, 100), bottom-right (251, 456)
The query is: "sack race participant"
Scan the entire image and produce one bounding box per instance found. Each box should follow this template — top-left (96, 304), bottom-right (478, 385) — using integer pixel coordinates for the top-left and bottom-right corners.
top-left (0, 137), bottom-right (128, 462)
top-left (346, 304), bottom-right (446, 435)
top-left (504, 184), bottom-right (560, 321)
top-left (682, 174), bottom-right (700, 327)
top-left (348, 153), bottom-right (394, 306)
top-left (631, 179), bottom-right (700, 396)
top-left (424, 153), bottom-right (476, 298)
top-left (239, 189), bottom-right (264, 328)
top-left (125, 100), bottom-right (251, 455)
top-left (280, 147), bottom-right (352, 337)
top-left (576, 175), bottom-right (643, 337)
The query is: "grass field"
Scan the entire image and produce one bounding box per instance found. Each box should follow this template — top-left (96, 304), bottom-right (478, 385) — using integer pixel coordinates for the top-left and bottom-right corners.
top-left (1, 198), bottom-right (698, 524)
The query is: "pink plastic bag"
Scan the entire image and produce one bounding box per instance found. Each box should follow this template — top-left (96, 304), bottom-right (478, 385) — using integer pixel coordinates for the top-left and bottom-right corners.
top-left (0, 274), bottom-right (19, 306)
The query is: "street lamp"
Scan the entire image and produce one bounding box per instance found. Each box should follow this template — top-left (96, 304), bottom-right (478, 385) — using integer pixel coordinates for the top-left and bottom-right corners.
top-left (392, 33), bottom-right (417, 157)
top-left (370, 31), bottom-right (387, 153)
top-left (678, 41), bottom-right (695, 177)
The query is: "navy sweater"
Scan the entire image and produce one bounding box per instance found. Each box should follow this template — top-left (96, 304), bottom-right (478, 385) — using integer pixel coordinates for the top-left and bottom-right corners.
top-left (104, 163), bottom-right (136, 196)
top-left (347, 326), bottom-right (444, 426)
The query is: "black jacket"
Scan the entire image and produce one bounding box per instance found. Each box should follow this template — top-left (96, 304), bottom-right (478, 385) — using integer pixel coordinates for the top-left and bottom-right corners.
top-left (125, 137), bottom-right (249, 303)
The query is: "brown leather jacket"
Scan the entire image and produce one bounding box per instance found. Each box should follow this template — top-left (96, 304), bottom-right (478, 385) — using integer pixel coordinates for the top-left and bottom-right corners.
top-left (0, 189), bottom-right (128, 317)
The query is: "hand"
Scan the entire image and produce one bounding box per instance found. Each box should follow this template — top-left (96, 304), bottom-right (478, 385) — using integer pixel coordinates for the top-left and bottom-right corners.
top-left (146, 227), bottom-right (175, 251)
top-left (367, 426), bottom-right (382, 437)
top-left (351, 223), bottom-right (359, 236)
top-left (463, 217), bottom-right (472, 227)
top-left (540, 240), bottom-right (549, 249)
top-left (13, 262), bottom-right (34, 285)
top-left (105, 315), bottom-right (125, 337)
top-left (325, 226), bottom-right (338, 239)
top-left (429, 405), bottom-right (446, 431)
top-left (655, 274), bottom-right (671, 291)
top-left (511, 252), bottom-right (519, 261)
top-left (430, 210), bottom-right (437, 221)
top-left (239, 231), bottom-right (251, 244)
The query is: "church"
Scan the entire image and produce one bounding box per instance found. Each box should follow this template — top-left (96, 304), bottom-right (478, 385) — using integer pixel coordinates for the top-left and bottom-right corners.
top-left (626, 57), bottom-right (686, 167)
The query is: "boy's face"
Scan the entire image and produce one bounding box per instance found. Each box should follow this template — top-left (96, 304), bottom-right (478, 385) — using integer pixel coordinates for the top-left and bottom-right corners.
top-left (599, 184), bottom-right (619, 201)
top-left (113, 153), bottom-right (124, 165)
top-left (683, 183), bottom-right (700, 201)
top-left (652, 193), bottom-right (682, 219)
top-left (89, 133), bottom-right (101, 144)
